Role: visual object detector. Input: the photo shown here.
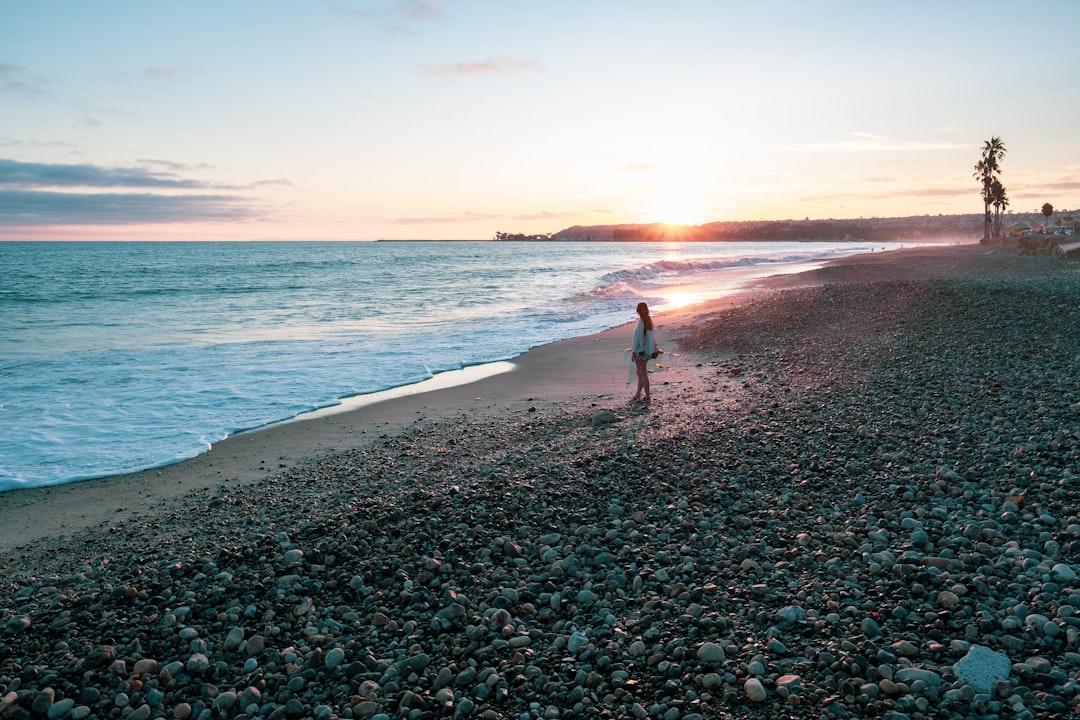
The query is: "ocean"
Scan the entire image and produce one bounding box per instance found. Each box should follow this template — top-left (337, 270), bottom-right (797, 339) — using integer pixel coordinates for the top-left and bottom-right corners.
top-left (1, 239), bottom-right (911, 492)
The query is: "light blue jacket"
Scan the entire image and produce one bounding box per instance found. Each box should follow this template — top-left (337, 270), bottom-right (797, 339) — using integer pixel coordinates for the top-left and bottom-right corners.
top-left (632, 319), bottom-right (655, 359)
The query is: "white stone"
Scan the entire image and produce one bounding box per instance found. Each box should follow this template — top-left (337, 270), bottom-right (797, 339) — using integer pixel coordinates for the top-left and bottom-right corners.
top-left (954, 644), bottom-right (1011, 694)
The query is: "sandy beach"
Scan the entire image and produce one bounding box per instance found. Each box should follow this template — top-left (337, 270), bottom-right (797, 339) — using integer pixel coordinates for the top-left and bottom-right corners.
top-left (3, 242), bottom-right (1079, 720)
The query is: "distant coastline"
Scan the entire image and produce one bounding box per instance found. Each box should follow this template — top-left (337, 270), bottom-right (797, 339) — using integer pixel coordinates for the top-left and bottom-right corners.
top-left (492, 210), bottom-right (1076, 244)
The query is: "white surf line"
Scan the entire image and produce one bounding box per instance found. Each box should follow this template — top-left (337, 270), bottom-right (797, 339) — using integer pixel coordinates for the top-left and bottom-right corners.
top-left (270, 361), bottom-right (517, 426)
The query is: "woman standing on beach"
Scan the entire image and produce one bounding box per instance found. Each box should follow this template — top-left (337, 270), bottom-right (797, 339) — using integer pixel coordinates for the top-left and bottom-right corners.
top-left (631, 302), bottom-right (655, 403)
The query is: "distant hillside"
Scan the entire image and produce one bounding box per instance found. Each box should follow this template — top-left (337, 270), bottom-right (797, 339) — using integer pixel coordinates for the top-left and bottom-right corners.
top-left (551, 216), bottom-right (979, 243)
top-left (494, 211), bottom-right (1077, 243)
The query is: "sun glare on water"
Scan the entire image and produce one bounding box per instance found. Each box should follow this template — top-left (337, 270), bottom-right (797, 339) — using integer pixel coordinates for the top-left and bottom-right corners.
top-left (660, 291), bottom-right (702, 309)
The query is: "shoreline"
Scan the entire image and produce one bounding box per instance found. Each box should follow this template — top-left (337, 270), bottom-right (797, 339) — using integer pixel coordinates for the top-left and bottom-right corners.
top-left (0, 242), bottom-right (972, 551)
top-left (0, 315), bottom-right (703, 551)
top-left (0, 245), bottom-right (871, 549)
top-left (3, 241), bottom-right (1080, 718)
top-left (0, 239), bottom-right (935, 500)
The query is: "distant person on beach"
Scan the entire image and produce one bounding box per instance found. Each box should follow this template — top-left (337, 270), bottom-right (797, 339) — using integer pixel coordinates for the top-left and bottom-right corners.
top-left (631, 302), bottom-right (656, 403)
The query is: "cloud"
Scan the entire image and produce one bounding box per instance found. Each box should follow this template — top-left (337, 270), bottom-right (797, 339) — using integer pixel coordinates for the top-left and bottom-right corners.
top-left (0, 138), bottom-right (77, 150)
top-left (386, 208), bottom-right (579, 226)
top-left (144, 67), bottom-right (185, 83)
top-left (397, 0), bottom-right (442, 21)
top-left (386, 210), bottom-right (495, 225)
top-left (137, 158), bottom-right (214, 173)
top-left (0, 189), bottom-right (260, 226)
top-left (326, 0), bottom-right (442, 32)
top-left (0, 158), bottom-right (212, 189)
top-left (250, 178), bottom-right (293, 188)
top-left (0, 64), bottom-right (46, 98)
top-left (417, 58), bottom-right (541, 77)
top-left (0, 159), bottom-right (262, 226)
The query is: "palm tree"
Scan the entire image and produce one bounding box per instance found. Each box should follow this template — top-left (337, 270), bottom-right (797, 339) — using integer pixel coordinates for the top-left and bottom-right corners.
top-left (1042, 202), bottom-right (1054, 232)
top-left (973, 136), bottom-right (1006, 241)
top-left (991, 179), bottom-right (1008, 239)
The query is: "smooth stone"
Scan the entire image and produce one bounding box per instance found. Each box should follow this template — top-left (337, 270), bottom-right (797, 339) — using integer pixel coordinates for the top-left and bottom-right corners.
top-left (696, 642), bottom-right (725, 665)
top-left (127, 705), bottom-right (152, 720)
top-left (132, 659), bottom-right (158, 675)
top-left (938, 590), bottom-right (960, 607)
top-left (1051, 563), bottom-right (1077, 581)
top-left (325, 647), bottom-right (346, 670)
top-left (46, 698), bottom-right (75, 719)
top-left (893, 640), bottom-right (919, 658)
top-left (894, 668), bottom-right (943, 687)
top-left (185, 654), bottom-right (210, 673)
top-left (223, 627), bottom-right (245, 651)
top-left (246, 635), bottom-right (266, 655)
top-left (744, 678), bottom-right (767, 702)
top-left (212, 693), bottom-right (237, 714)
top-left (701, 673), bottom-right (723, 689)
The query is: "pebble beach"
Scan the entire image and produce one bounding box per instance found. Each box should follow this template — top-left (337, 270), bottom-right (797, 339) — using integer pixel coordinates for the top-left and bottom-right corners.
top-left (2, 243), bottom-right (1080, 720)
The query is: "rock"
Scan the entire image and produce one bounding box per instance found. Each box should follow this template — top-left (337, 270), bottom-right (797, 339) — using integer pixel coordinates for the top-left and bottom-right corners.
top-left (185, 653), bottom-right (210, 674)
top-left (1051, 563), bottom-right (1077, 581)
top-left (32, 689), bottom-right (56, 715)
top-left (894, 668), bottom-right (943, 688)
top-left (696, 642), bottom-right (725, 665)
top-left (131, 659), bottom-right (158, 675)
top-left (223, 627), bottom-right (245, 651)
top-left (590, 409), bottom-right (617, 427)
top-left (744, 678), bottom-right (767, 702)
top-left (954, 644), bottom-right (1011, 694)
top-left (325, 647), bottom-right (346, 670)
top-left (938, 590), bottom-right (960, 607)
top-left (212, 692), bottom-right (237, 715)
top-left (775, 605), bottom-right (806, 625)
top-left (246, 634), bottom-right (266, 655)
top-left (892, 640), bottom-right (919, 658)
top-left (127, 705), bottom-right (151, 720)
top-left (46, 698), bottom-right (75, 719)
top-left (567, 631), bottom-right (589, 653)
top-left (4, 615), bottom-right (31, 634)
top-left (396, 653), bottom-right (431, 675)
top-left (700, 673), bottom-right (723, 689)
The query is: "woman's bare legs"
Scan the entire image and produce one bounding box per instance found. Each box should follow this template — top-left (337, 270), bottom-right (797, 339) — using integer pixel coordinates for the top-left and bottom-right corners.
top-left (631, 357), bottom-right (650, 402)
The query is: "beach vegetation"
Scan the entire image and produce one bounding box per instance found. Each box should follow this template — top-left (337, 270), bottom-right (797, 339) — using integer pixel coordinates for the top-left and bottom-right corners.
top-left (1042, 202), bottom-right (1054, 230)
top-left (492, 231), bottom-right (553, 241)
top-left (973, 136), bottom-right (1007, 242)
top-left (990, 179), bottom-right (1009, 239)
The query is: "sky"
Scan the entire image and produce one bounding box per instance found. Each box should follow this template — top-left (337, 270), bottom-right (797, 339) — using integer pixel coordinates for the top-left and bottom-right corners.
top-left (1, 0), bottom-right (1078, 241)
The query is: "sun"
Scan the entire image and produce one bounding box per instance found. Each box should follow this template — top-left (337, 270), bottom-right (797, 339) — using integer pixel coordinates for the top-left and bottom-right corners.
top-left (642, 195), bottom-right (711, 226)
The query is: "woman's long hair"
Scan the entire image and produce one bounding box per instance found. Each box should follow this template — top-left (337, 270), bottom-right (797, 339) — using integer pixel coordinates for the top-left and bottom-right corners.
top-left (636, 302), bottom-right (653, 331)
